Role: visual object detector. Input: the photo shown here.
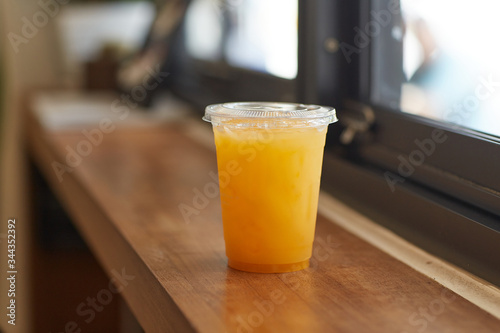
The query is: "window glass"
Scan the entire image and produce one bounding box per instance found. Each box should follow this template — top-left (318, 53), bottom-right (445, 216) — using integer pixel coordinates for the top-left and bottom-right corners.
top-left (185, 0), bottom-right (298, 79)
top-left (374, 0), bottom-right (500, 137)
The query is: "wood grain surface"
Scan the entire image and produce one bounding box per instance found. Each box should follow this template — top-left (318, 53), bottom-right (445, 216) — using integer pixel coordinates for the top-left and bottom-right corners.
top-left (26, 105), bottom-right (500, 333)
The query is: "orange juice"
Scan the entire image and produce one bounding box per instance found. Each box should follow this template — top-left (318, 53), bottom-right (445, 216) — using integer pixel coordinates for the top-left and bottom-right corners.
top-left (204, 102), bottom-right (337, 273)
top-left (213, 126), bottom-right (328, 272)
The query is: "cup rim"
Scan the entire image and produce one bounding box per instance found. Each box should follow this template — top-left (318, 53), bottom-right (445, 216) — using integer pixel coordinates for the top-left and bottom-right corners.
top-left (203, 102), bottom-right (337, 128)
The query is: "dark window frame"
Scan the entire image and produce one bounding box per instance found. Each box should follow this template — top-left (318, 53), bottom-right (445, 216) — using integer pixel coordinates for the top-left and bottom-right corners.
top-left (298, 0), bottom-right (500, 285)
top-left (166, 1), bottom-right (297, 109)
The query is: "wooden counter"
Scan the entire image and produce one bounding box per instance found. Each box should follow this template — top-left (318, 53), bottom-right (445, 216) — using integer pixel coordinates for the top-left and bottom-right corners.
top-left (26, 93), bottom-right (500, 332)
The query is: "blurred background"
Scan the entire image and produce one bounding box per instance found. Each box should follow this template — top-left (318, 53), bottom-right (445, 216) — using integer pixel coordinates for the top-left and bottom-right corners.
top-left (0, 1), bottom-right (299, 331)
top-left (1, 0), bottom-right (500, 331)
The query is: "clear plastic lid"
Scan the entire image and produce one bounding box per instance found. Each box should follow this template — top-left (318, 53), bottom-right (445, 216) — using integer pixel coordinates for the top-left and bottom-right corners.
top-left (203, 102), bottom-right (337, 128)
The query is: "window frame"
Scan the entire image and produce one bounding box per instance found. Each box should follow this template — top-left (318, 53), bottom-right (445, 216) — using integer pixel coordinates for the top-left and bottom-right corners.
top-left (166, 1), bottom-right (297, 109)
top-left (298, 0), bottom-right (500, 285)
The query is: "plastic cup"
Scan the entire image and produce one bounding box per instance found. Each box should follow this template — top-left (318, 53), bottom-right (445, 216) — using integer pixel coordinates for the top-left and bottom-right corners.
top-left (203, 102), bottom-right (337, 273)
